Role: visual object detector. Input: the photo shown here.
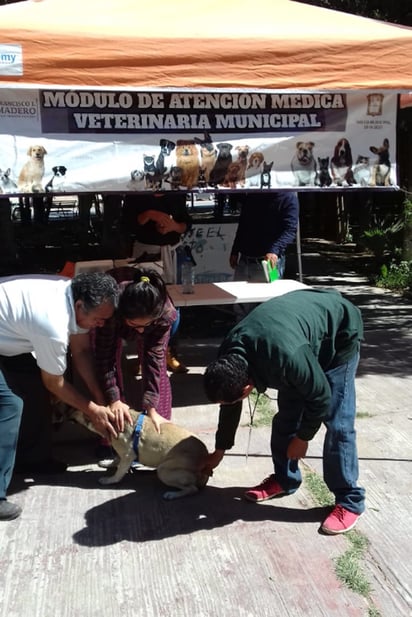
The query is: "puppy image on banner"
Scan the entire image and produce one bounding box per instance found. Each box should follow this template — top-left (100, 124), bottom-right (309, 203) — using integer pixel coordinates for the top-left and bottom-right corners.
top-left (45, 166), bottom-right (67, 193)
top-left (197, 167), bottom-right (208, 189)
top-left (245, 151), bottom-right (264, 187)
top-left (291, 141), bottom-right (316, 186)
top-left (175, 140), bottom-right (199, 189)
top-left (316, 157), bottom-right (333, 187)
top-left (209, 142), bottom-right (233, 186)
top-left (70, 408), bottom-right (210, 500)
top-left (18, 144), bottom-right (47, 192)
top-left (331, 138), bottom-right (354, 186)
top-left (260, 161), bottom-right (273, 188)
top-left (165, 166), bottom-right (183, 190)
top-left (353, 156), bottom-right (371, 186)
top-left (369, 138), bottom-right (391, 186)
top-left (143, 154), bottom-right (160, 189)
top-left (155, 139), bottom-right (176, 178)
top-left (194, 132), bottom-right (217, 184)
top-left (234, 145), bottom-right (250, 187)
top-left (222, 162), bottom-right (243, 188)
top-left (127, 169), bottom-right (145, 190)
top-left (0, 168), bottom-right (18, 193)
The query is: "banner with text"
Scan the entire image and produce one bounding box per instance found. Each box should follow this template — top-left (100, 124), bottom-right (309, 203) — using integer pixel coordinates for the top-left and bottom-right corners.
top-left (0, 88), bottom-right (397, 195)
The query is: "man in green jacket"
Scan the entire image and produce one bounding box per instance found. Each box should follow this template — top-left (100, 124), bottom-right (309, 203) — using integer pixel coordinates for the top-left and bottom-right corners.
top-left (203, 288), bottom-right (366, 535)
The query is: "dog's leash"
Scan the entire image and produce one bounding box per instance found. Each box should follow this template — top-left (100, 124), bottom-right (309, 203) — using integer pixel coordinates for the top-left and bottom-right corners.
top-left (245, 392), bottom-right (260, 463)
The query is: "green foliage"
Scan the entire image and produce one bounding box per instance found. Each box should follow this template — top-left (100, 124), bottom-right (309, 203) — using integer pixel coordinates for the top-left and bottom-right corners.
top-left (359, 197), bottom-right (405, 260)
top-left (376, 260), bottom-right (412, 291)
top-left (404, 199), bottom-right (412, 224)
top-left (303, 469), bottom-right (335, 506)
top-left (360, 218), bottom-right (404, 258)
top-left (335, 541), bottom-right (371, 596)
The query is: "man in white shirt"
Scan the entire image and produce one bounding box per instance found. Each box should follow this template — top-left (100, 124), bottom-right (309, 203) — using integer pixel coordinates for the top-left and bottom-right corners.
top-left (0, 271), bottom-right (125, 521)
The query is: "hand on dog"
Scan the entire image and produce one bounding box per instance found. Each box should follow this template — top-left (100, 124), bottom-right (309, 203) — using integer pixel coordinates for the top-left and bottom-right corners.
top-left (109, 400), bottom-right (133, 433)
top-left (147, 407), bottom-right (170, 434)
top-left (287, 436), bottom-right (308, 460)
top-left (90, 405), bottom-right (118, 439)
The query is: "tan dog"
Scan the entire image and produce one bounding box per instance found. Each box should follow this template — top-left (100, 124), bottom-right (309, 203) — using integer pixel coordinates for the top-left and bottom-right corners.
top-left (245, 151), bottom-right (264, 187)
top-left (175, 139), bottom-right (200, 189)
top-left (234, 144), bottom-right (250, 187)
top-left (18, 144), bottom-right (47, 192)
top-left (71, 408), bottom-right (210, 500)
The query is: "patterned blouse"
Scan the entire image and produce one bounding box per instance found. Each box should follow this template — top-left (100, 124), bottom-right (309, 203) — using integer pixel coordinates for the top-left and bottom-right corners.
top-left (92, 267), bottom-right (177, 411)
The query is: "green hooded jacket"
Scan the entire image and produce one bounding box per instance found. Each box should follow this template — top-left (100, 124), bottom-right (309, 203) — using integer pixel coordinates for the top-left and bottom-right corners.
top-left (215, 288), bottom-right (363, 450)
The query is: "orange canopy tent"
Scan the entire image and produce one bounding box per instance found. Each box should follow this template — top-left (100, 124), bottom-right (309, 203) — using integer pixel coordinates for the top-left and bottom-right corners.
top-left (1, 0), bottom-right (412, 91)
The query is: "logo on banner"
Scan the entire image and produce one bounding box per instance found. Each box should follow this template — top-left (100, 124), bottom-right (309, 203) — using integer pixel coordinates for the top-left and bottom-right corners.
top-left (367, 93), bottom-right (384, 117)
top-left (0, 45), bottom-right (23, 76)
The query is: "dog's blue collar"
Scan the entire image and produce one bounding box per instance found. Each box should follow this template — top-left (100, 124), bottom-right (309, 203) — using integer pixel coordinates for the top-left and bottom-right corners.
top-left (132, 412), bottom-right (146, 456)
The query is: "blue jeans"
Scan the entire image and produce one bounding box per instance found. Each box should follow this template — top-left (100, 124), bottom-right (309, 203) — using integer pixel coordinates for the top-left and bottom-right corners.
top-left (271, 352), bottom-right (365, 514)
top-left (170, 308), bottom-right (181, 339)
top-left (0, 366), bottom-right (24, 499)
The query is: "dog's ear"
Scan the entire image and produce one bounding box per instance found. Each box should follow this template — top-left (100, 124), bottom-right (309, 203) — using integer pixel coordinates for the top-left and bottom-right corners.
top-left (62, 166), bottom-right (67, 173)
top-left (383, 138), bottom-right (389, 150)
top-left (27, 146), bottom-right (33, 156)
top-left (308, 142), bottom-right (315, 149)
top-left (369, 146), bottom-right (378, 154)
top-left (42, 147), bottom-right (48, 155)
top-left (52, 166), bottom-right (58, 173)
top-left (296, 141), bottom-right (304, 149)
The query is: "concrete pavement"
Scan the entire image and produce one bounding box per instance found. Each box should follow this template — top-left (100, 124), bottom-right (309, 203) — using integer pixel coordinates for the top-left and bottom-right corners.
top-left (1, 244), bottom-right (411, 617)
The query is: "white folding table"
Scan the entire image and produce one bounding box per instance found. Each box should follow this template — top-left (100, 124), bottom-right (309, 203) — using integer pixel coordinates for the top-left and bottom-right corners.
top-left (167, 279), bottom-right (308, 307)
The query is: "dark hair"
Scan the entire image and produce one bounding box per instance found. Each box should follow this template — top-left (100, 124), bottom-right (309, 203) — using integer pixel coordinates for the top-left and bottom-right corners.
top-left (118, 268), bottom-right (167, 321)
top-left (204, 354), bottom-right (249, 403)
top-left (71, 272), bottom-right (119, 313)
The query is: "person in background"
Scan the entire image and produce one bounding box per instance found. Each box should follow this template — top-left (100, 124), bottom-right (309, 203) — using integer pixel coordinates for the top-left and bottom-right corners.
top-left (92, 267), bottom-right (177, 438)
top-left (203, 287), bottom-right (366, 535)
top-left (122, 192), bottom-right (192, 372)
top-left (0, 272), bottom-right (122, 521)
top-left (229, 191), bottom-right (299, 319)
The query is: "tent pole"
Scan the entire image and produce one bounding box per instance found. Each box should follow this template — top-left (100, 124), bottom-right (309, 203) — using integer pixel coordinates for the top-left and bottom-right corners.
top-left (296, 216), bottom-right (303, 282)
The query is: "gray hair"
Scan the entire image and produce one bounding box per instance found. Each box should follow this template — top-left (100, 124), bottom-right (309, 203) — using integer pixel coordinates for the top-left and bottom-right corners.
top-left (71, 272), bottom-right (119, 313)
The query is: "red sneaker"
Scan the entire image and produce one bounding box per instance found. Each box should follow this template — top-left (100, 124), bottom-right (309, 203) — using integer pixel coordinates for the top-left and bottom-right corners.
top-left (321, 505), bottom-right (362, 535)
top-left (244, 476), bottom-right (286, 502)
